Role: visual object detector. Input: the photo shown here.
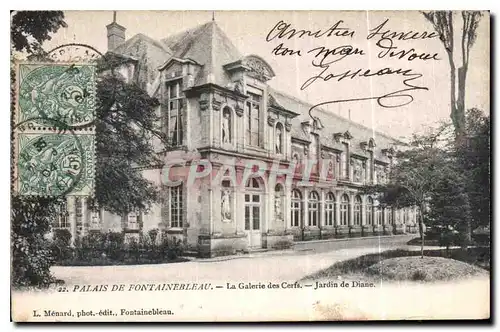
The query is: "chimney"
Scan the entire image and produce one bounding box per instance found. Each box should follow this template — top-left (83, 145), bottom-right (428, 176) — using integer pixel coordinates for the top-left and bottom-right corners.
top-left (106, 11), bottom-right (126, 51)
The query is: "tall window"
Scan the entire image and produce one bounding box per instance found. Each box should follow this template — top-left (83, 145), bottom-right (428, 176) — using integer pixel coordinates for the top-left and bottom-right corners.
top-left (246, 91), bottom-right (261, 146)
top-left (275, 123), bottom-right (284, 154)
top-left (366, 197), bottom-right (374, 225)
top-left (340, 194), bottom-right (349, 226)
top-left (245, 178), bottom-right (262, 231)
top-left (127, 211), bottom-right (140, 230)
top-left (170, 185), bottom-right (183, 227)
top-left (291, 189), bottom-right (302, 227)
top-left (354, 195), bottom-right (362, 225)
top-left (376, 206), bottom-right (383, 225)
top-left (308, 191), bottom-right (320, 227)
top-left (54, 201), bottom-right (69, 229)
top-left (325, 192), bottom-right (335, 226)
top-left (387, 207), bottom-right (394, 225)
top-left (167, 81), bottom-right (183, 146)
top-left (341, 143), bottom-right (349, 179)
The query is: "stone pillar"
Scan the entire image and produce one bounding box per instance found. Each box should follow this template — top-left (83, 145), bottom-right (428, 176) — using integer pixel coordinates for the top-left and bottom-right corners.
top-left (348, 193), bottom-right (354, 226)
top-left (67, 196), bottom-right (76, 246)
top-left (284, 185), bottom-right (291, 232)
top-left (263, 191), bottom-right (270, 233)
top-left (234, 186), bottom-right (241, 235)
top-left (361, 196), bottom-right (366, 226)
top-left (319, 189), bottom-right (325, 239)
top-left (81, 197), bottom-right (88, 237)
top-left (335, 191), bottom-right (341, 227)
top-left (208, 186), bottom-right (214, 235)
top-left (302, 187), bottom-right (309, 230)
top-left (361, 195), bottom-right (368, 236)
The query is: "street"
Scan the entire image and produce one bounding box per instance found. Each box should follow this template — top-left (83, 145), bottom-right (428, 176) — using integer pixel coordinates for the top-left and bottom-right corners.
top-left (51, 235), bottom-right (415, 284)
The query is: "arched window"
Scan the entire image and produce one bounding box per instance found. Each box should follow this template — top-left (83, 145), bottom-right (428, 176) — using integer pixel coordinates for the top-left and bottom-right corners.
top-left (387, 207), bottom-right (394, 225)
top-left (354, 195), bottom-right (362, 225)
top-left (275, 123), bottom-right (284, 154)
top-left (244, 178), bottom-right (263, 231)
top-left (366, 197), bottom-right (374, 225)
top-left (340, 194), bottom-right (349, 226)
top-left (403, 208), bottom-right (409, 224)
top-left (221, 106), bottom-right (232, 144)
top-left (308, 191), bottom-right (320, 227)
top-left (325, 192), bottom-right (335, 226)
top-left (376, 205), bottom-right (383, 225)
top-left (274, 183), bottom-right (284, 220)
top-left (291, 189), bottom-right (302, 228)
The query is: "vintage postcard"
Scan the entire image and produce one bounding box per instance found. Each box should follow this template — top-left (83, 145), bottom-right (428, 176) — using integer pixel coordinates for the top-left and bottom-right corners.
top-left (10, 10), bottom-right (490, 322)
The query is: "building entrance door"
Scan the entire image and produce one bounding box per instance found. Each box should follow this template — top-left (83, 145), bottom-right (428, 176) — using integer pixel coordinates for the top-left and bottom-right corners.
top-left (244, 178), bottom-right (263, 249)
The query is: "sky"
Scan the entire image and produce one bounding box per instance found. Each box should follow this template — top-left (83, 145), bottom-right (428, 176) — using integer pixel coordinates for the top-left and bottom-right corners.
top-left (41, 10), bottom-right (490, 140)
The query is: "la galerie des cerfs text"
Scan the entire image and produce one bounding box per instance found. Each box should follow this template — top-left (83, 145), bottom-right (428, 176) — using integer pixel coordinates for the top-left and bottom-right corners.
top-left (266, 18), bottom-right (440, 111)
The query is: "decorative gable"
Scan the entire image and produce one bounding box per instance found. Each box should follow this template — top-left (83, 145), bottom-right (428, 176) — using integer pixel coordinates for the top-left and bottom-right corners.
top-left (334, 130), bottom-right (353, 142)
top-left (224, 55), bottom-right (275, 82)
top-left (361, 138), bottom-right (376, 151)
top-left (382, 147), bottom-right (395, 157)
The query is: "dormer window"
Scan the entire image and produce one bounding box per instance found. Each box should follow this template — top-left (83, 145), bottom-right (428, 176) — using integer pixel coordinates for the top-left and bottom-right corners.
top-left (246, 89), bottom-right (262, 147)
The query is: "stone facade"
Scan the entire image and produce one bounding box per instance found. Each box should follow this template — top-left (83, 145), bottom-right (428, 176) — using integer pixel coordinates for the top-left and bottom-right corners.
top-left (52, 19), bottom-right (419, 256)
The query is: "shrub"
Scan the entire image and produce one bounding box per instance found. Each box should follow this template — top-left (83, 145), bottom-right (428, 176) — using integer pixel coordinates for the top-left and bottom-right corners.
top-left (55, 230), bottom-right (185, 266)
top-left (51, 228), bottom-right (73, 262)
top-left (272, 240), bottom-right (293, 250)
top-left (411, 270), bottom-right (429, 281)
top-left (11, 196), bottom-right (61, 288)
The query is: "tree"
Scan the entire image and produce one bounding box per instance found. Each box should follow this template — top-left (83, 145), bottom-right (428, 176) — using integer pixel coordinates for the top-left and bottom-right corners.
top-left (10, 11), bottom-right (68, 287)
top-left (94, 54), bottom-right (167, 215)
top-left (11, 11), bottom-right (67, 54)
top-left (11, 196), bottom-right (62, 287)
top-left (364, 126), bottom-right (454, 257)
top-left (427, 164), bottom-right (471, 251)
top-left (422, 11), bottom-right (483, 138)
top-left (456, 109), bottom-right (490, 230)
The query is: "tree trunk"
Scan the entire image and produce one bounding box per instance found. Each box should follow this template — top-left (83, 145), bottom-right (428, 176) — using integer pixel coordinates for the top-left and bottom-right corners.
top-left (418, 205), bottom-right (425, 258)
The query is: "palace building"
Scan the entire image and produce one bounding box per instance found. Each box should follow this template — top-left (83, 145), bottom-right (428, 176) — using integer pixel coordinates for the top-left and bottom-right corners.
top-left (53, 17), bottom-right (419, 256)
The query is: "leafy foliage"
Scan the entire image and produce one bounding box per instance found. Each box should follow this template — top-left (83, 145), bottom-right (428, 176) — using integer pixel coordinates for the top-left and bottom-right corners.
top-left (363, 110), bottom-right (490, 255)
top-left (11, 196), bottom-right (62, 288)
top-left (94, 65), bottom-right (167, 215)
top-left (54, 230), bottom-right (185, 266)
top-left (11, 11), bottom-right (67, 54)
top-left (457, 108), bottom-right (490, 228)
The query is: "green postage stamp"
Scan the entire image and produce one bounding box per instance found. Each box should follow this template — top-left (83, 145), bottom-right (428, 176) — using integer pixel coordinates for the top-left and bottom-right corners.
top-left (13, 62), bottom-right (96, 196)
top-left (17, 63), bottom-right (96, 128)
top-left (15, 132), bottom-right (95, 196)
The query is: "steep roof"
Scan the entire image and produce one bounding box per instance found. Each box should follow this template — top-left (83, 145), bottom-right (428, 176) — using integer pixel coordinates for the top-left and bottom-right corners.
top-left (111, 20), bottom-right (402, 153)
top-left (161, 21), bottom-right (242, 86)
top-left (114, 33), bottom-right (173, 87)
top-left (270, 88), bottom-right (404, 159)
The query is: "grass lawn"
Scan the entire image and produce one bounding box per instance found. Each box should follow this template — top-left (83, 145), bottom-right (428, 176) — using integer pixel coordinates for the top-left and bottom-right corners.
top-left (302, 247), bottom-right (489, 283)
